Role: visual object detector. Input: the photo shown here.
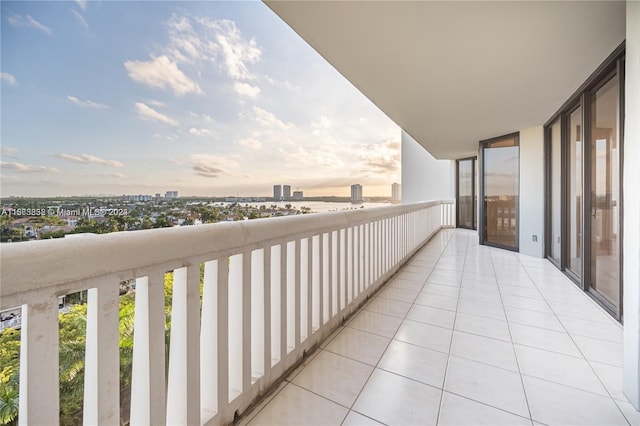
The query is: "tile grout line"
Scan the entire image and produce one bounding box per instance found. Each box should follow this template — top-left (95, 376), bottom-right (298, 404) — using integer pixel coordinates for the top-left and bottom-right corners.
top-left (248, 230), bottom-right (451, 426)
top-left (489, 246), bottom-right (535, 424)
top-left (435, 230), bottom-right (469, 425)
top-left (340, 228), bottom-right (457, 425)
top-left (516, 256), bottom-right (632, 426)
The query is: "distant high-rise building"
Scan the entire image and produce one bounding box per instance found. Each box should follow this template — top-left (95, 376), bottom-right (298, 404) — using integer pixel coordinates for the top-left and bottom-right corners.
top-left (273, 185), bottom-right (282, 201)
top-left (165, 191), bottom-right (178, 199)
top-left (283, 185), bottom-right (291, 200)
top-left (392, 183), bottom-right (401, 203)
top-left (292, 191), bottom-right (303, 200)
top-left (350, 184), bottom-right (363, 203)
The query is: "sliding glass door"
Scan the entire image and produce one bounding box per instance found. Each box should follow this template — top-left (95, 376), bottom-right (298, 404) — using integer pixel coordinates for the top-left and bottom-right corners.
top-left (480, 134), bottom-right (519, 251)
top-left (589, 73), bottom-right (620, 310)
top-left (544, 46), bottom-right (624, 320)
top-left (456, 157), bottom-right (476, 230)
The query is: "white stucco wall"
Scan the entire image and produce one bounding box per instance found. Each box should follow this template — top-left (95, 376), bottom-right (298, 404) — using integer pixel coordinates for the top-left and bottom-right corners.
top-left (518, 126), bottom-right (545, 257)
top-left (623, 0), bottom-right (640, 410)
top-left (401, 130), bottom-right (453, 204)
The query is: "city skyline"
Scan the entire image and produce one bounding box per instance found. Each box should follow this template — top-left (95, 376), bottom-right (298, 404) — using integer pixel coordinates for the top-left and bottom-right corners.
top-left (0, 1), bottom-right (400, 198)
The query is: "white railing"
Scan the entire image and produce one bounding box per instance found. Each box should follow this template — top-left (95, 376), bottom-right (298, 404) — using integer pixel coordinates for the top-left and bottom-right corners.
top-left (0, 200), bottom-right (454, 425)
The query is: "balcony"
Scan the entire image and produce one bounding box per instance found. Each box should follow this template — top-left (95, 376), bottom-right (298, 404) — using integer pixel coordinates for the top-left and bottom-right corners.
top-left (241, 227), bottom-right (639, 425)
top-left (0, 200), bottom-right (454, 425)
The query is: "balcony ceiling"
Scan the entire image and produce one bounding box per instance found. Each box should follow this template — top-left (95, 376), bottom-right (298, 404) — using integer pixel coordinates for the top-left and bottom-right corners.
top-left (264, 1), bottom-right (626, 159)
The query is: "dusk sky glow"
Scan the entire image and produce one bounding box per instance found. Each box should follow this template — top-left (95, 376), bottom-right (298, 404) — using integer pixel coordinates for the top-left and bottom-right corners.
top-left (1, 1), bottom-right (400, 198)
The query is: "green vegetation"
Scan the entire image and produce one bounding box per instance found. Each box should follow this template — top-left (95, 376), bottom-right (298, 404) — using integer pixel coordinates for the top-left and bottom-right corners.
top-left (0, 274), bottom-right (180, 425)
top-left (1, 197), bottom-right (321, 242)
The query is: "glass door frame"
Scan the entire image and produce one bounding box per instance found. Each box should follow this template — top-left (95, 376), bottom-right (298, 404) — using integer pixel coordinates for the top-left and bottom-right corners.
top-left (566, 101), bottom-right (584, 285)
top-left (455, 156), bottom-right (477, 230)
top-left (478, 132), bottom-right (520, 252)
top-left (584, 67), bottom-right (624, 318)
top-left (543, 43), bottom-right (625, 321)
top-left (544, 117), bottom-right (566, 271)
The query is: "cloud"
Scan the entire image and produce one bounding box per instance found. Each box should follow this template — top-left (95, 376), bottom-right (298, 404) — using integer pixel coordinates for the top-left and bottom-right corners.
top-left (135, 102), bottom-right (178, 126)
top-left (208, 19), bottom-right (261, 80)
top-left (1, 73), bottom-right (17, 86)
top-left (313, 115), bottom-right (332, 129)
top-left (169, 158), bottom-right (183, 166)
top-left (148, 99), bottom-right (167, 107)
top-left (75, 0), bottom-right (87, 11)
top-left (0, 174), bottom-right (18, 182)
top-left (359, 140), bottom-right (400, 174)
top-left (166, 15), bottom-right (207, 63)
top-left (1, 161), bottom-right (59, 173)
top-left (167, 15), bottom-right (261, 81)
top-left (233, 82), bottom-right (260, 98)
top-left (56, 153), bottom-right (124, 168)
top-left (189, 127), bottom-right (213, 136)
top-left (124, 55), bottom-right (202, 96)
top-left (100, 173), bottom-right (125, 178)
top-left (67, 95), bottom-right (108, 109)
top-left (7, 13), bottom-right (53, 36)
top-left (191, 154), bottom-right (238, 178)
top-left (190, 111), bottom-right (214, 122)
top-left (1, 147), bottom-right (19, 159)
top-left (253, 107), bottom-right (292, 130)
top-left (71, 9), bottom-right (88, 30)
top-left (236, 137), bottom-right (262, 149)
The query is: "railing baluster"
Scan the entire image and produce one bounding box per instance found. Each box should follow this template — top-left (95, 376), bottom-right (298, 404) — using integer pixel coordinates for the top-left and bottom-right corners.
top-left (166, 265), bottom-right (200, 425)
top-left (364, 223), bottom-right (369, 289)
top-left (322, 233), bottom-right (329, 325)
top-left (338, 229), bottom-right (345, 312)
top-left (253, 248), bottom-right (267, 382)
top-left (263, 246), bottom-right (272, 374)
top-left (270, 245), bottom-right (281, 367)
top-left (201, 260), bottom-right (218, 422)
top-left (286, 241), bottom-right (296, 353)
top-left (347, 227), bottom-right (353, 303)
top-left (313, 235), bottom-right (321, 331)
top-left (351, 227), bottom-right (356, 299)
top-left (19, 296), bottom-right (59, 426)
top-left (283, 242), bottom-right (291, 355)
top-left (83, 285), bottom-right (120, 426)
top-left (311, 236), bottom-right (319, 333)
top-left (242, 250), bottom-right (252, 394)
top-left (297, 238), bottom-right (306, 343)
top-left (228, 254), bottom-right (243, 401)
top-left (330, 231), bottom-right (337, 316)
top-left (359, 225), bottom-right (364, 294)
top-left (130, 273), bottom-right (166, 426)
top-left (216, 257), bottom-right (230, 414)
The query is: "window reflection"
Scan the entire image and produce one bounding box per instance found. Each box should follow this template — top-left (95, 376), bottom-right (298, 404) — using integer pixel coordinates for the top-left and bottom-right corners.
top-left (457, 158), bottom-right (475, 229)
top-left (590, 76), bottom-right (619, 307)
top-left (567, 107), bottom-right (582, 277)
top-left (482, 135), bottom-right (519, 249)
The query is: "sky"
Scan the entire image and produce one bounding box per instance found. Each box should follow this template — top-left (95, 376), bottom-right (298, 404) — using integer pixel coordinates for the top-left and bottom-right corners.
top-left (0, 1), bottom-right (400, 198)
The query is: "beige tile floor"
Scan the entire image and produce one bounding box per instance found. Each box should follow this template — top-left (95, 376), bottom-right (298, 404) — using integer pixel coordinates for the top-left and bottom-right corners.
top-left (242, 229), bottom-right (639, 426)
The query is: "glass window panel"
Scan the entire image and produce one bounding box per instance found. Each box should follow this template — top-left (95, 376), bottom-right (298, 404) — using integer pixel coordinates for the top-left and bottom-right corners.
top-left (474, 158), bottom-right (478, 230)
top-left (590, 76), bottom-right (620, 308)
top-left (483, 135), bottom-right (519, 249)
top-left (567, 107), bottom-right (582, 277)
top-left (551, 119), bottom-right (562, 263)
top-left (457, 159), bottom-right (474, 229)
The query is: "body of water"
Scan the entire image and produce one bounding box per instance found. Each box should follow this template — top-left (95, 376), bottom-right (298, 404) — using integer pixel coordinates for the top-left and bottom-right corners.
top-left (220, 201), bottom-right (393, 213)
